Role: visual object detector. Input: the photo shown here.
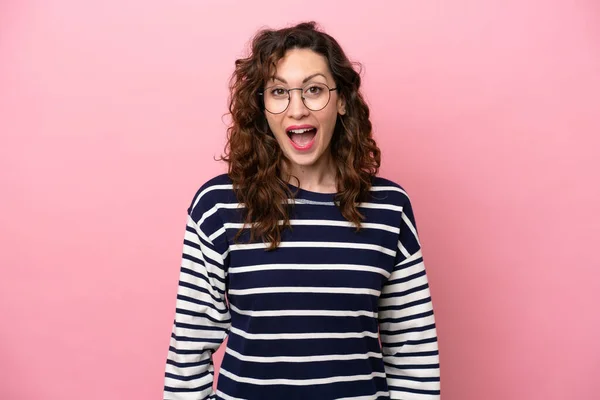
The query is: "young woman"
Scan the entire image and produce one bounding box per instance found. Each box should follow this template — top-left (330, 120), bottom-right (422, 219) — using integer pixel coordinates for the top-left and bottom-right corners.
top-left (164, 21), bottom-right (440, 400)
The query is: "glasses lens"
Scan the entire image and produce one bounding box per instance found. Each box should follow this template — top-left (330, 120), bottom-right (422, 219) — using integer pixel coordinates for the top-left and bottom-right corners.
top-left (303, 83), bottom-right (330, 111)
top-left (263, 85), bottom-right (289, 114)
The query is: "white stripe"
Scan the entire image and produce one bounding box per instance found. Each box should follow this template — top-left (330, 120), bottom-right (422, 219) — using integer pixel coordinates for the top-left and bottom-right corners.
top-left (225, 347), bottom-right (382, 363)
top-left (198, 239), bottom-right (225, 267)
top-left (224, 220), bottom-right (399, 233)
top-left (361, 222), bottom-right (400, 233)
top-left (390, 259), bottom-right (427, 282)
top-left (384, 368), bottom-right (440, 394)
top-left (170, 326), bottom-right (229, 340)
top-left (229, 304), bottom-right (377, 318)
top-left (284, 198), bottom-right (404, 212)
top-left (358, 202), bottom-right (403, 212)
top-left (228, 263), bottom-right (389, 277)
top-left (229, 326), bottom-right (379, 340)
top-left (173, 314), bottom-right (230, 334)
top-left (183, 234), bottom-right (225, 271)
top-left (383, 362), bottom-right (440, 378)
top-left (164, 373), bottom-right (213, 396)
top-left (378, 314), bottom-right (436, 334)
top-left (396, 249), bottom-right (423, 266)
top-left (219, 367), bottom-right (386, 386)
top-left (215, 390), bottom-right (247, 400)
top-left (370, 185), bottom-right (408, 197)
top-left (196, 195), bottom-right (404, 211)
top-left (198, 202), bottom-right (243, 226)
top-left (382, 341), bottom-right (438, 354)
top-left (398, 240), bottom-right (411, 259)
top-left (378, 302), bottom-right (433, 321)
top-left (381, 274), bottom-right (429, 298)
top-left (378, 284), bottom-right (431, 308)
top-left (192, 184), bottom-right (234, 209)
top-left (336, 390), bottom-right (391, 400)
top-left (402, 212), bottom-right (421, 246)
top-left (291, 219), bottom-right (399, 233)
top-left (175, 295), bottom-right (229, 322)
top-left (230, 241), bottom-right (395, 257)
top-left (165, 392), bottom-right (213, 400)
top-left (185, 219), bottom-right (229, 265)
top-left (228, 286), bottom-right (381, 296)
top-left (383, 354), bottom-right (439, 366)
top-left (197, 200), bottom-right (402, 214)
top-left (169, 336), bottom-right (225, 353)
top-left (208, 226), bottom-right (226, 242)
top-left (178, 260), bottom-right (225, 300)
top-left (223, 222), bottom-right (250, 230)
top-left (165, 353), bottom-right (211, 376)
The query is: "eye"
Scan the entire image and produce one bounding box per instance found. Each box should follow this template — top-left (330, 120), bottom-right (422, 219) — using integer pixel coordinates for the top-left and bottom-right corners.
top-left (306, 85), bottom-right (323, 95)
top-left (303, 84), bottom-right (326, 98)
top-left (269, 87), bottom-right (287, 97)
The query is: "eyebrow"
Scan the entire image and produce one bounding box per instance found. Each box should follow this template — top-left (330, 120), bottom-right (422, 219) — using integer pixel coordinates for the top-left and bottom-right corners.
top-left (272, 73), bottom-right (328, 84)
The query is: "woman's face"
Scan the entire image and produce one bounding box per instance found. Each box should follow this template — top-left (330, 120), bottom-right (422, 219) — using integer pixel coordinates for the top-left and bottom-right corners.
top-left (264, 48), bottom-right (346, 173)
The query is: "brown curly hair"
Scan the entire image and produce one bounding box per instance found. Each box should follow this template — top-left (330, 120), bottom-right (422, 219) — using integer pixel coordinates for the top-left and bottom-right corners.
top-left (220, 21), bottom-right (381, 250)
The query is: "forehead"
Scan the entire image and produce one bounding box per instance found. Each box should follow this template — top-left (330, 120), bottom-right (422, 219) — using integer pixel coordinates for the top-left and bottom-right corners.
top-left (270, 48), bottom-right (333, 82)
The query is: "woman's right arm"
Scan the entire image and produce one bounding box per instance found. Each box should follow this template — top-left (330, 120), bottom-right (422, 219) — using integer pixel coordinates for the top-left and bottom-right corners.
top-left (163, 202), bottom-right (231, 400)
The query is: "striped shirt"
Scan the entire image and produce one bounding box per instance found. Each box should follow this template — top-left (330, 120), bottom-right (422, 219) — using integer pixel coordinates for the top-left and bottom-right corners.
top-left (163, 173), bottom-right (440, 400)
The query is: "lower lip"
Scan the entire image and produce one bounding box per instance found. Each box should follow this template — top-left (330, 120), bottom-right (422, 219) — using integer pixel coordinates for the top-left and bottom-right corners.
top-left (288, 130), bottom-right (317, 151)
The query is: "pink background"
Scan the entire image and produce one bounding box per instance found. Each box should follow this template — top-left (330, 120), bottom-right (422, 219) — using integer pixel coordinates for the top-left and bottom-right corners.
top-left (1, 1), bottom-right (599, 399)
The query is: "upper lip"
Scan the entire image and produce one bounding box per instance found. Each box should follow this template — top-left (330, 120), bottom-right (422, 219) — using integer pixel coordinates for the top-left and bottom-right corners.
top-left (286, 124), bottom-right (316, 132)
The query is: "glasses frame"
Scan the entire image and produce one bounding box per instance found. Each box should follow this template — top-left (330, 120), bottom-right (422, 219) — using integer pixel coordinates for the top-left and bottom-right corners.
top-left (258, 83), bottom-right (338, 114)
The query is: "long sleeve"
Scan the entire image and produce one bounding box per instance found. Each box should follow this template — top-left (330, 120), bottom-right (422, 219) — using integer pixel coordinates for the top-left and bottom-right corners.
top-left (378, 195), bottom-right (441, 399)
top-left (163, 204), bottom-right (231, 400)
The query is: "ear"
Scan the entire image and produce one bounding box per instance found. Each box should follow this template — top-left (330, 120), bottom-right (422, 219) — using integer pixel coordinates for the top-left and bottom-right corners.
top-left (336, 94), bottom-right (347, 116)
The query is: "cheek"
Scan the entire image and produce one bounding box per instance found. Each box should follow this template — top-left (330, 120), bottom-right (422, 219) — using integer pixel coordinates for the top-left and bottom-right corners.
top-left (265, 115), bottom-right (289, 145)
top-left (318, 111), bottom-right (339, 139)
top-left (265, 114), bottom-right (274, 130)
top-left (265, 114), bottom-right (281, 134)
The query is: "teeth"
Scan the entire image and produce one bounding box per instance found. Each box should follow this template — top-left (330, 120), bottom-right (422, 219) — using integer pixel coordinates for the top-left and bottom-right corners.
top-left (288, 128), bottom-right (314, 134)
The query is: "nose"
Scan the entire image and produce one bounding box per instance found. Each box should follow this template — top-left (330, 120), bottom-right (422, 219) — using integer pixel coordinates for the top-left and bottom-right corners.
top-left (287, 89), bottom-right (310, 119)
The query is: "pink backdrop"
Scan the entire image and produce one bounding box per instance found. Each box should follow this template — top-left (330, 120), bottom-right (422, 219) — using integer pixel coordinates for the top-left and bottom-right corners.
top-left (1, 1), bottom-right (599, 399)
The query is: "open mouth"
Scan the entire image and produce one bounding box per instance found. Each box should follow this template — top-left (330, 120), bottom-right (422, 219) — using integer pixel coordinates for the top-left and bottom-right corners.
top-left (286, 127), bottom-right (317, 150)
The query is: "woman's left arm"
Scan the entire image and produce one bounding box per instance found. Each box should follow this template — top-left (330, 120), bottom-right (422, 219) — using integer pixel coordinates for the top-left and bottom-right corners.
top-left (378, 193), bottom-right (441, 399)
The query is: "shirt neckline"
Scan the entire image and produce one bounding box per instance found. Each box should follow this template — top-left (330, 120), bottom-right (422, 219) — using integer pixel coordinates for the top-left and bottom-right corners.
top-left (286, 182), bottom-right (338, 202)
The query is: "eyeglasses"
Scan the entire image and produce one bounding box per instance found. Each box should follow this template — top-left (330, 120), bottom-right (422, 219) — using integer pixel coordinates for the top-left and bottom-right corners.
top-left (259, 82), bottom-right (337, 114)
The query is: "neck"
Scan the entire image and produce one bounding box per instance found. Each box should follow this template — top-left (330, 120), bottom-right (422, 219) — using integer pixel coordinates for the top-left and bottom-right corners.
top-left (282, 152), bottom-right (337, 193)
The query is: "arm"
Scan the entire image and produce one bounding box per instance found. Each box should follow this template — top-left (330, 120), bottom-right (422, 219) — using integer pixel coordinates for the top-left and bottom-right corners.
top-left (378, 195), bottom-right (441, 399)
top-left (163, 207), bottom-right (231, 400)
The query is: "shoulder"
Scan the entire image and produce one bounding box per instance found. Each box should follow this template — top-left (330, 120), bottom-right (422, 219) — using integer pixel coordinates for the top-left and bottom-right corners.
top-left (369, 175), bottom-right (413, 206)
top-left (186, 173), bottom-right (235, 218)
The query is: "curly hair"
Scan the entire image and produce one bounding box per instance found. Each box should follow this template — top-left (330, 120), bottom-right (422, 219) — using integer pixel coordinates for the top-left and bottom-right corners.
top-left (220, 21), bottom-right (381, 250)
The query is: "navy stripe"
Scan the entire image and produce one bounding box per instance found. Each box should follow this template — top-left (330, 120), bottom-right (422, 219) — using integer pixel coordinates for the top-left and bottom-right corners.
top-left (171, 333), bottom-right (224, 345)
top-left (379, 323), bottom-right (437, 336)
top-left (178, 279), bottom-right (225, 301)
top-left (165, 381), bottom-right (212, 393)
top-left (379, 310), bottom-right (435, 324)
top-left (166, 358), bottom-right (210, 368)
top-left (176, 308), bottom-right (232, 325)
top-left (379, 296), bottom-right (432, 312)
top-left (174, 321), bottom-right (229, 332)
top-left (177, 295), bottom-right (229, 313)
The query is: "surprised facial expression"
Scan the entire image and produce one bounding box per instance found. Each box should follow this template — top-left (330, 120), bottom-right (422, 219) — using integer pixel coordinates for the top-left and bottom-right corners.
top-left (263, 48), bottom-right (346, 172)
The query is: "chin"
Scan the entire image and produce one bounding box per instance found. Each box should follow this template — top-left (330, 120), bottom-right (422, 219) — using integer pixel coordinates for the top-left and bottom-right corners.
top-left (284, 148), bottom-right (324, 168)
